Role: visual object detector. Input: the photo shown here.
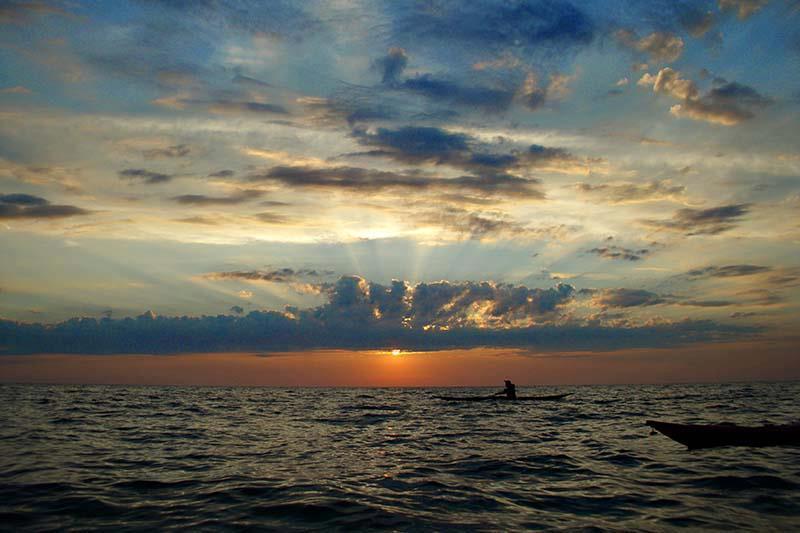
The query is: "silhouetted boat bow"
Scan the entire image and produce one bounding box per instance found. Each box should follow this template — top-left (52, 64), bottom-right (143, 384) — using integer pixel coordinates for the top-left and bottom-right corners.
top-left (646, 420), bottom-right (800, 450)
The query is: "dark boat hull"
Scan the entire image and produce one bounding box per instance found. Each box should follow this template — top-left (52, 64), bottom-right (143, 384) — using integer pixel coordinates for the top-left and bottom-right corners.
top-left (436, 393), bottom-right (570, 402)
top-left (646, 420), bottom-right (800, 450)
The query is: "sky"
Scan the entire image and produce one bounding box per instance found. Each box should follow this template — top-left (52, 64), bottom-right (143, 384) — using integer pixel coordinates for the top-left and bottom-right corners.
top-left (0, 0), bottom-right (799, 384)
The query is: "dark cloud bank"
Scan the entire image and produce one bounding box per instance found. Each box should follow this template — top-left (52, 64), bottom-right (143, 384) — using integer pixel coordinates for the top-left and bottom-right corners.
top-left (0, 194), bottom-right (90, 219)
top-left (0, 276), bottom-right (756, 355)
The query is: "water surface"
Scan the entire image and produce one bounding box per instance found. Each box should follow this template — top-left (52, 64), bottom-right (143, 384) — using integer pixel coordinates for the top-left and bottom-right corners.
top-left (1, 383), bottom-right (799, 530)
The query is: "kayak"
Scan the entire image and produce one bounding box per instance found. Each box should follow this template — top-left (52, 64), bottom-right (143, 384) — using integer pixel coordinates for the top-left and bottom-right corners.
top-left (435, 393), bottom-right (570, 402)
top-left (646, 420), bottom-right (800, 450)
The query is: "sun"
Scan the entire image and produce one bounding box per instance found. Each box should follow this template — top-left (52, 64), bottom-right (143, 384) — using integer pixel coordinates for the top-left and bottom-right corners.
top-left (391, 349), bottom-right (402, 356)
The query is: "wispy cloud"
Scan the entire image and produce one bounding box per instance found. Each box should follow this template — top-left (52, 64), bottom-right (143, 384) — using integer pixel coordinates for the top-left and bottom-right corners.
top-left (205, 268), bottom-right (332, 283)
top-left (143, 144), bottom-right (192, 159)
top-left (586, 245), bottom-right (653, 262)
top-left (0, 193), bottom-right (91, 219)
top-left (119, 169), bottom-right (174, 185)
top-left (592, 288), bottom-right (666, 308)
top-left (615, 30), bottom-right (684, 63)
top-left (685, 264), bottom-right (772, 279)
top-left (171, 190), bottom-right (263, 206)
top-left (249, 165), bottom-right (545, 199)
top-left (574, 180), bottom-right (685, 204)
top-left (642, 203), bottom-right (751, 235)
top-left (718, 0), bottom-right (769, 19)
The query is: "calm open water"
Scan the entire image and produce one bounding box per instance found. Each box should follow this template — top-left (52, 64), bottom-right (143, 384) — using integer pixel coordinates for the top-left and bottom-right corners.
top-left (1, 382), bottom-right (799, 531)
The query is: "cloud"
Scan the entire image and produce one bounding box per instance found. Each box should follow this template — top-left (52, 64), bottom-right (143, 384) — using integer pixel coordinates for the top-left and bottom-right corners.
top-left (547, 71), bottom-right (578, 100)
top-left (615, 30), bottom-right (684, 63)
top-left (718, 0), bottom-right (769, 19)
top-left (0, 1), bottom-right (72, 24)
top-left (249, 165), bottom-right (544, 199)
top-left (679, 299), bottom-right (736, 307)
top-left (481, 143), bottom-right (592, 175)
top-left (670, 100), bottom-right (750, 126)
top-left (642, 203), bottom-right (751, 235)
top-left (296, 94), bottom-right (397, 127)
top-left (587, 245), bottom-right (652, 262)
top-left (230, 305), bottom-right (244, 315)
top-left (639, 69), bottom-right (772, 125)
top-left (209, 170), bottom-right (235, 178)
top-left (82, 39), bottom-right (206, 90)
top-left (415, 207), bottom-right (535, 240)
top-left (0, 276), bottom-right (758, 354)
top-left (153, 96), bottom-right (289, 116)
top-left (171, 190), bottom-right (263, 206)
top-left (399, 74), bottom-right (516, 112)
top-left (679, 7), bottom-right (715, 37)
top-left (447, 174), bottom-right (545, 199)
top-left (119, 168), bottom-right (173, 185)
top-left (736, 288), bottom-right (783, 306)
top-left (175, 216), bottom-right (219, 225)
top-left (593, 288), bottom-right (666, 308)
top-left (270, 275), bottom-right (574, 328)
top-left (0, 158), bottom-right (85, 193)
top-left (204, 100), bottom-right (289, 115)
top-left (685, 264), bottom-right (772, 279)
top-left (252, 212), bottom-right (292, 224)
top-left (0, 85), bottom-right (32, 94)
top-left (638, 68), bottom-right (698, 100)
top-left (208, 267), bottom-right (334, 298)
top-left (681, 264), bottom-right (799, 290)
top-left (514, 70), bottom-right (579, 109)
top-left (78, 4), bottom-right (316, 92)
top-left (589, 280), bottom-right (787, 310)
top-left (375, 47), bottom-right (408, 84)
top-left (143, 144), bottom-right (191, 159)
top-left (523, 144), bottom-right (572, 164)
top-left (670, 81), bottom-right (772, 125)
top-left (389, 1), bottom-right (594, 53)
top-left (206, 268), bottom-right (330, 283)
top-left (232, 73), bottom-right (273, 89)
top-left (140, 0), bottom-right (321, 40)
top-left (574, 180), bottom-right (685, 203)
top-left (348, 126), bottom-right (586, 176)
top-left (765, 269), bottom-right (800, 287)
top-left (0, 193), bottom-right (91, 219)
top-left (520, 72), bottom-right (548, 110)
top-left (0, 193), bottom-right (49, 206)
top-left (350, 126), bottom-right (471, 165)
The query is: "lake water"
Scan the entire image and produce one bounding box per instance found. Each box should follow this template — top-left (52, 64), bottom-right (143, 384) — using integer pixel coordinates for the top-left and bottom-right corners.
top-left (1, 382), bottom-right (799, 530)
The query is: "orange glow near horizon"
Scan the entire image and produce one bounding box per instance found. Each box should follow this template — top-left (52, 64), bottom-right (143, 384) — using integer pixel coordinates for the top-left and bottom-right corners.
top-left (0, 341), bottom-right (798, 387)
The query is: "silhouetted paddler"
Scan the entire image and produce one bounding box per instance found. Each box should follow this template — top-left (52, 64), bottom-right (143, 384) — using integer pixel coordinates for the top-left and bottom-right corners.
top-left (494, 379), bottom-right (517, 400)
